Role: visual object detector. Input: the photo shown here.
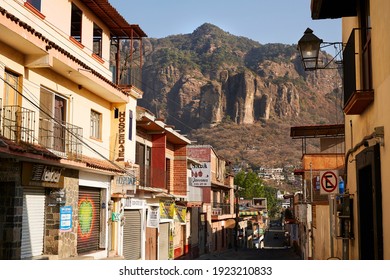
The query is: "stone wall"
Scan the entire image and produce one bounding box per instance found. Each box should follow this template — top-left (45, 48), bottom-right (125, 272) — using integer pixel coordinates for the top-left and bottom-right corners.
top-left (44, 168), bottom-right (79, 259)
top-left (0, 161), bottom-right (22, 260)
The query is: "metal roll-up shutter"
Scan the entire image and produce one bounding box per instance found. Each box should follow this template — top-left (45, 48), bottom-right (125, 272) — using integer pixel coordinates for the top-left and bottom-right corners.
top-left (159, 222), bottom-right (170, 260)
top-left (123, 210), bottom-right (141, 260)
top-left (21, 187), bottom-right (46, 259)
top-left (77, 187), bottom-right (101, 254)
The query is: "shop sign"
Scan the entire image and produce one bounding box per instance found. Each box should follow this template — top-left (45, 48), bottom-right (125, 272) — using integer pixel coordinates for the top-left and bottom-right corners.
top-left (112, 175), bottom-right (136, 195)
top-left (124, 198), bottom-right (145, 208)
top-left (190, 162), bottom-right (211, 187)
top-left (147, 205), bottom-right (160, 228)
top-left (22, 162), bottom-right (63, 188)
top-left (60, 206), bottom-right (72, 232)
top-left (116, 111), bottom-right (126, 161)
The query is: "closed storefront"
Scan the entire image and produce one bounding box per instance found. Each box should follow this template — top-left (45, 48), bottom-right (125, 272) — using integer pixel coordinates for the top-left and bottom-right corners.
top-left (77, 186), bottom-right (101, 254)
top-left (21, 187), bottom-right (46, 259)
top-left (159, 222), bottom-right (170, 260)
top-left (123, 209), bottom-right (142, 259)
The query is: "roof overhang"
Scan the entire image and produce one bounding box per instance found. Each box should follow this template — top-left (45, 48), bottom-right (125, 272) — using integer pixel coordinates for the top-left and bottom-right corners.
top-left (311, 0), bottom-right (357, 20)
top-left (136, 107), bottom-right (191, 145)
top-left (80, 0), bottom-right (147, 39)
top-left (290, 124), bottom-right (345, 139)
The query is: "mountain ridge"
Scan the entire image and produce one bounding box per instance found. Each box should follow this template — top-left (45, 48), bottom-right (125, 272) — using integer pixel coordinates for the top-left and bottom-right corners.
top-left (137, 23), bottom-right (343, 169)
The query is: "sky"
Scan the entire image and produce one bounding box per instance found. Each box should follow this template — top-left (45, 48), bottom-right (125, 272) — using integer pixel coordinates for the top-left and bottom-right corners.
top-left (109, 0), bottom-right (342, 45)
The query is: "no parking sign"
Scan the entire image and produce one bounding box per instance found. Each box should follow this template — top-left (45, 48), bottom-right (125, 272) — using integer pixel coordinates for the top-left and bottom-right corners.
top-left (320, 170), bottom-right (339, 195)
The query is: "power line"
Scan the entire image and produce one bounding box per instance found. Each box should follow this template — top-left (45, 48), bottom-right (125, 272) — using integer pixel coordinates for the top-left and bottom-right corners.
top-left (0, 71), bottom-right (135, 178)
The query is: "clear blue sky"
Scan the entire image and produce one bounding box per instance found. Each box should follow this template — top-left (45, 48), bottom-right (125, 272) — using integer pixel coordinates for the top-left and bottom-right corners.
top-left (109, 0), bottom-right (341, 45)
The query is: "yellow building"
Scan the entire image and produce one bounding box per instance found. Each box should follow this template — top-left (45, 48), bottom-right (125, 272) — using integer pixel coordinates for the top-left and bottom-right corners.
top-left (311, 0), bottom-right (389, 259)
top-left (0, 0), bottom-right (145, 259)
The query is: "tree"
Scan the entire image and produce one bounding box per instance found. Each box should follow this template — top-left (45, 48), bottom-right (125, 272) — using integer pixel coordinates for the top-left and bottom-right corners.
top-left (234, 170), bottom-right (281, 218)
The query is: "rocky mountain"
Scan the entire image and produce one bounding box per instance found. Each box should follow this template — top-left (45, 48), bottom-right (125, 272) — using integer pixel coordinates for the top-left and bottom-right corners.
top-left (137, 23), bottom-right (343, 169)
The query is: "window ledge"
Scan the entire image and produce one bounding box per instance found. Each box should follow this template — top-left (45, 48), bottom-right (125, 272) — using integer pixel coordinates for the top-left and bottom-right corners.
top-left (92, 53), bottom-right (104, 64)
top-left (69, 36), bottom-right (84, 49)
top-left (90, 136), bottom-right (103, 143)
top-left (24, 2), bottom-right (46, 20)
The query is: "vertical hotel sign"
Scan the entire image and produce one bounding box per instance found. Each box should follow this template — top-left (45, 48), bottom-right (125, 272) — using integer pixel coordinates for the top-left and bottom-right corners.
top-left (117, 111), bottom-right (126, 161)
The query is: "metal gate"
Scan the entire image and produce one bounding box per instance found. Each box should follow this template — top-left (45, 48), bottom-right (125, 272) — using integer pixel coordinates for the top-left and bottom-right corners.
top-left (159, 222), bottom-right (170, 260)
top-left (77, 187), bottom-right (101, 254)
top-left (21, 187), bottom-right (46, 259)
top-left (123, 210), bottom-right (141, 259)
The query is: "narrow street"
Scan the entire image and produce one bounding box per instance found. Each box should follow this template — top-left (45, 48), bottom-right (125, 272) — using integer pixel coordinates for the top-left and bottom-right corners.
top-left (196, 228), bottom-right (301, 260)
top-left (195, 247), bottom-right (301, 260)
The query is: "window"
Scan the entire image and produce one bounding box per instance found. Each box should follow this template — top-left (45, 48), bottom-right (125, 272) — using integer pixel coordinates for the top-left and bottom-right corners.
top-left (71, 3), bottom-right (82, 42)
top-left (3, 70), bottom-right (20, 106)
top-left (90, 110), bottom-right (102, 140)
top-left (359, 0), bottom-right (372, 90)
top-left (93, 23), bottom-right (103, 57)
top-left (26, 0), bottom-right (41, 11)
top-left (39, 87), bottom-right (67, 152)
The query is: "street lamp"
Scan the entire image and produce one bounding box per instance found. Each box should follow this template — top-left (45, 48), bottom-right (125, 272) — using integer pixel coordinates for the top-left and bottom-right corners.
top-left (297, 28), bottom-right (343, 71)
top-left (297, 28), bottom-right (323, 71)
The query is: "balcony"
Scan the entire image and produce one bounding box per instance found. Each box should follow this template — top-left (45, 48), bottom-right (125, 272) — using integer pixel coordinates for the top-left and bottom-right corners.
top-left (1, 104), bottom-right (35, 144)
top-left (39, 118), bottom-right (83, 160)
top-left (343, 28), bottom-right (374, 115)
top-left (137, 164), bottom-right (168, 190)
top-left (212, 202), bottom-right (232, 216)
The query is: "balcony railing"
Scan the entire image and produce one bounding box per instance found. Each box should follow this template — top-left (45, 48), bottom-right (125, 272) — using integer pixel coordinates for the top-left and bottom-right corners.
top-left (1, 105), bottom-right (35, 144)
top-left (212, 203), bottom-right (232, 216)
top-left (39, 118), bottom-right (83, 160)
top-left (137, 164), bottom-right (169, 190)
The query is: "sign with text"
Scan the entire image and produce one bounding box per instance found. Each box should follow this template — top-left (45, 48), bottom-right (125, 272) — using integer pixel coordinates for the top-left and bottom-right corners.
top-left (190, 162), bottom-right (211, 187)
top-left (147, 205), bottom-right (160, 228)
top-left (112, 175), bottom-right (136, 195)
top-left (60, 206), bottom-right (72, 232)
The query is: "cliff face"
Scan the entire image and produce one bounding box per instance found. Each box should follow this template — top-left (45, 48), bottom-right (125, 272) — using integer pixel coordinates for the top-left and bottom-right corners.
top-left (137, 23), bottom-right (343, 167)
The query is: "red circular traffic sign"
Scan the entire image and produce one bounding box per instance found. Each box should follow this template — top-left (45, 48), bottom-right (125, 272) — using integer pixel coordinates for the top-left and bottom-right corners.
top-left (321, 171), bottom-right (338, 193)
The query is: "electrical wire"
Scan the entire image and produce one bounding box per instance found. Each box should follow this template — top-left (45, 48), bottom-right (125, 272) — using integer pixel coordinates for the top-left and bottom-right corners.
top-left (0, 71), bottom-right (135, 178)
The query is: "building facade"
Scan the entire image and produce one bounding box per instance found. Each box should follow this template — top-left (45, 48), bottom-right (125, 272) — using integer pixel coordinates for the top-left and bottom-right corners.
top-left (115, 106), bottom-right (191, 260)
top-left (0, 0), bottom-right (145, 259)
top-left (311, 0), bottom-right (389, 260)
top-left (290, 124), bottom-right (345, 260)
top-left (187, 145), bottom-right (236, 255)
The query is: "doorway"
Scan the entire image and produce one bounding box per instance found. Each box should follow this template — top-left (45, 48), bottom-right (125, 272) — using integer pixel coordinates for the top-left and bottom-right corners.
top-left (356, 144), bottom-right (383, 259)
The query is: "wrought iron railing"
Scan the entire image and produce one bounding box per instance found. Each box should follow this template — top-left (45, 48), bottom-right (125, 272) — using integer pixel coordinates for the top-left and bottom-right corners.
top-left (1, 105), bottom-right (35, 144)
top-left (39, 117), bottom-right (83, 159)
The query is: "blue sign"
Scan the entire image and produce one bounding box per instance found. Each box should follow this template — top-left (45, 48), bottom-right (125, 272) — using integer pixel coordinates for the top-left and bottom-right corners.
top-left (60, 206), bottom-right (72, 232)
